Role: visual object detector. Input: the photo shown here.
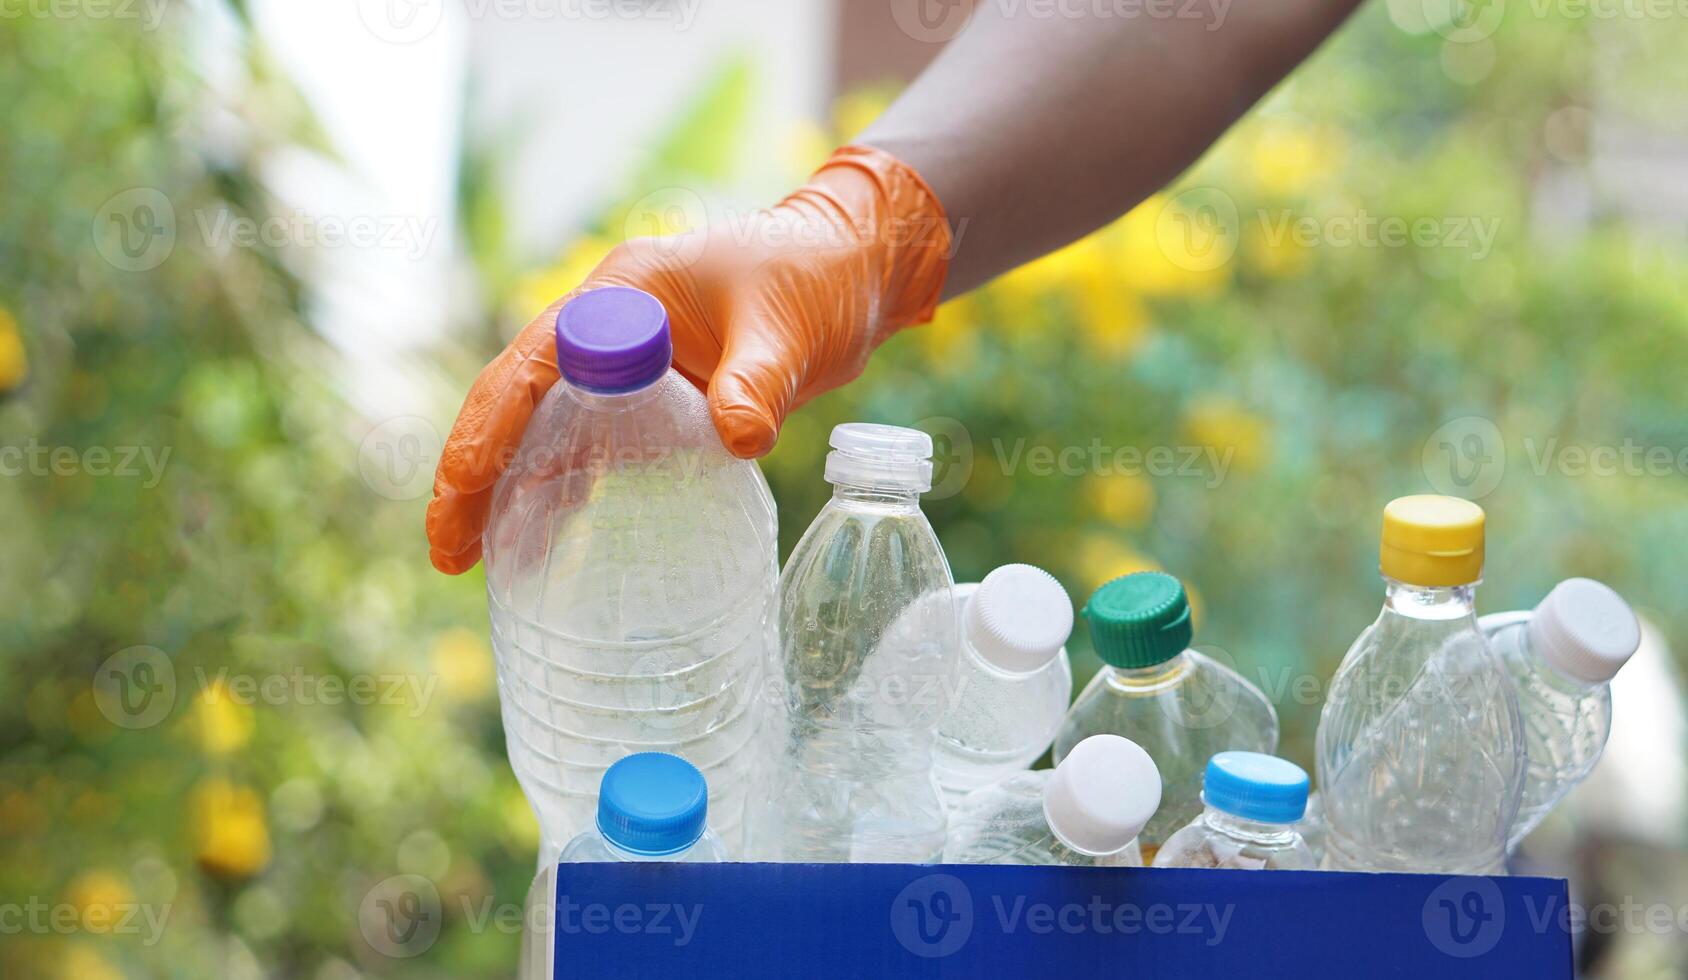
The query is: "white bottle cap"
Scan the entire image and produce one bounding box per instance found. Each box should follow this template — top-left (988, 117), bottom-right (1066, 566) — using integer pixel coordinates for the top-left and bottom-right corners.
top-left (964, 564), bottom-right (1074, 673)
top-left (1527, 577), bottom-right (1641, 684)
top-left (824, 423), bottom-right (933, 492)
top-left (1042, 734), bottom-right (1162, 856)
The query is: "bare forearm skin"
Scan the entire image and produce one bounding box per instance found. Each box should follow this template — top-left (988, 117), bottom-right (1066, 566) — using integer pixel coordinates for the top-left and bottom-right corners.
top-left (860, 0), bottom-right (1368, 298)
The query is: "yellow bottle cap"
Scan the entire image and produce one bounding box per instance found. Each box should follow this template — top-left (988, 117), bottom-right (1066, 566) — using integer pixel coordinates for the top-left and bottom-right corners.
top-left (1379, 495), bottom-right (1485, 587)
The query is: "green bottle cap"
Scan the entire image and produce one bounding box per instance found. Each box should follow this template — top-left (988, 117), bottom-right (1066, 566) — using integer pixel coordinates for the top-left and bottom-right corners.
top-left (1083, 571), bottom-right (1193, 669)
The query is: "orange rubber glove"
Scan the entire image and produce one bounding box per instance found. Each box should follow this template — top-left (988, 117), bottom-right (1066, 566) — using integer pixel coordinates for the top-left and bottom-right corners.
top-left (426, 145), bottom-right (953, 574)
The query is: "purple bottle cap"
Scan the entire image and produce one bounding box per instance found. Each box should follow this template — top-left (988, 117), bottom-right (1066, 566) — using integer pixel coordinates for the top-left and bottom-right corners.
top-left (554, 286), bottom-right (673, 393)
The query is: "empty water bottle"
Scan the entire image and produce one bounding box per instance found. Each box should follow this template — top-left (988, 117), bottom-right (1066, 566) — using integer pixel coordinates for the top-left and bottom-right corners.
top-left (484, 287), bottom-right (777, 864)
top-left (748, 423), bottom-right (957, 862)
top-left (1486, 578), bottom-right (1640, 853)
top-left (1153, 752), bottom-right (1315, 871)
top-left (933, 564), bottom-right (1074, 804)
top-left (944, 734), bottom-right (1161, 866)
top-left (522, 753), bottom-right (722, 979)
top-left (558, 753), bottom-right (728, 862)
top-left (1316, 495), bottom-right (1525, 874)
top-left (1052, 572), bottom-right (1278, 859)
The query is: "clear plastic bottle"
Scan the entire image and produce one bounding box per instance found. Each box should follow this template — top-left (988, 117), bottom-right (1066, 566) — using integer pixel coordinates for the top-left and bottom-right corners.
top-left (523, 753), bottom-right (724, 978)
top-left (1052, 572), bottom-right (1278, 859)
top-left (1295, 789), bottom-right (1327, 867)
top-left (483, 287), bottom-right (777, 864)
top-left (748, 423), bottom-right (957, 863)
top-left (932, 564), bottom-right (1074, 804)
top-left (1486, 578), bottom-right (1640, 853)
top-left (944, 734), bottom-right (1161, 866)
top-left (1153, 752), bottom-right (1315, 871)
top-left (558, 753), bottom-right (728, 862)
top-left (1316, 495), bottom-right (1525, 875)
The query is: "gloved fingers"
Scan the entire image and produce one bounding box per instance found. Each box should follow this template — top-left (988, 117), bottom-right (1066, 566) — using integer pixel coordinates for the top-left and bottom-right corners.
top-left (425, 298), bottom-right (568, 574)
top-left (706, 307), bottom-right (804, 459)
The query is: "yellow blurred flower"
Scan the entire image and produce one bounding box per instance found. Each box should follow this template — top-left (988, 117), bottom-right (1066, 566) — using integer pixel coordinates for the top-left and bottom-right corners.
top-left (431, 627), bottom-right (493, 704)
top-left (1244, 219), bottom-right (1313, 279)
top-left (192, 778), bottom-right (271, 879)
top-left (0, 306), bottom-right (26, 392)
top-left (60, 947), bottom-right (123, 980)
top-left (1246, 121), bottom-right (1348, 197)
top-left (500, 785), bottom-right (540, 853)
top-left (999, 234), bottom-right (1111, 300)
top-left (65, 870), bottom-right (134, 934)
top-left (1114, 196), bottom-right (1231, 298)
top-left (1182, 398), bottom-right (1271, 474)
top-left (786, 120), bottom-right (834, 179)
top-left (1075, 281), bottom-right (1150, 359)
top-left (1074, 536), bottom-right (1161, 596)
top-left (0, 787), bottom-right (47, 837)
top-left (192, 679), bottom-right (255, 755)
top-left (917, 297), bottom-right (979, 373)
top-left (1087, 474), bottom-right (1156, 529)
top-left (510, 235), bottom-right (613, 327)
top-left (832, 89), bottom-right (893, 143)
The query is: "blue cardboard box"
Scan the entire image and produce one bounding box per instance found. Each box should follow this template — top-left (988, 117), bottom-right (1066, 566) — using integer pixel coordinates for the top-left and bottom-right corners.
top-left (525, 863), bottom-right (1573, 977)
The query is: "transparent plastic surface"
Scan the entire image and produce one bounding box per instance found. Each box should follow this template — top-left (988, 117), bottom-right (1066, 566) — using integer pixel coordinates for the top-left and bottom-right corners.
top-left (1153, 806), bottom-right (1315, 870)
top-left (1051, 650), bottom-right (1278, 855)
top-left (1296, 790), bottom-right (1328, 867)
top-left (483, 371), bottom-right (777, 862)
top-left (1489, 618), bottom-right (1612, 852)
top-left (1316, 582), bottom-right (1525, 874)
top-left (557, 827), bottom-right (728, 863)
top-left (748, 482), bottom-right (958, 862)
top-left (933, 584), bottom-right (1073, 804)
top-left (943, 771), bottom-right (1143, 867)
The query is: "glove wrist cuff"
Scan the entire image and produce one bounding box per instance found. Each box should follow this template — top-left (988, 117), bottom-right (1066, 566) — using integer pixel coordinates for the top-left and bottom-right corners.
top-left (811, 144), bottom-right (953, 332)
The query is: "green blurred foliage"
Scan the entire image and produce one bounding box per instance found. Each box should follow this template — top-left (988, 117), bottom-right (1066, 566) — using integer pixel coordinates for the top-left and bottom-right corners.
top-left (2, 2), bottom-right (1686, 978)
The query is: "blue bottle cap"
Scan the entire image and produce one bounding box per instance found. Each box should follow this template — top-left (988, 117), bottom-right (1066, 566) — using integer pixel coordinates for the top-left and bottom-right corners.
top-left (596, 753), bottom-right (708, 856)
top-left (1201, 751), bottom-right (1309, 824)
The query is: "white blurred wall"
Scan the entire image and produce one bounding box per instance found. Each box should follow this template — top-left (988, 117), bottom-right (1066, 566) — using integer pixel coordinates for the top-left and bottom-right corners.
top-left (225, 0), bottom-right (830, 422)
top-left (465, 0), bottom-right (832, 261)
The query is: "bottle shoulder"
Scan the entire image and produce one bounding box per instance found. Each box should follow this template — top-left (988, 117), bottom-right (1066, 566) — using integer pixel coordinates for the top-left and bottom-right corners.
top-left (1067, 654), bottom-right (1279, 734)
